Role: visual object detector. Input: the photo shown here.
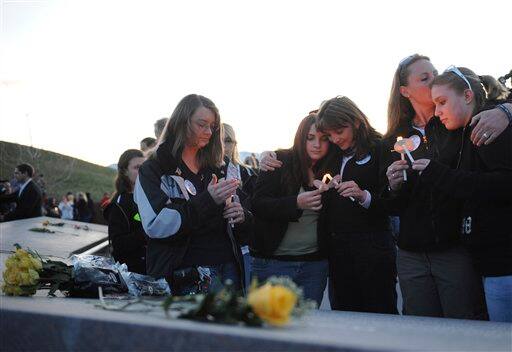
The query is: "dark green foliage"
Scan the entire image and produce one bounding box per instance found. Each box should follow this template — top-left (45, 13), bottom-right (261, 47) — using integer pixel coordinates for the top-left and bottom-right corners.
top-left (162, 281), bottom-right (263, 326)
top-left (0, 141), bottom-right (116, 200)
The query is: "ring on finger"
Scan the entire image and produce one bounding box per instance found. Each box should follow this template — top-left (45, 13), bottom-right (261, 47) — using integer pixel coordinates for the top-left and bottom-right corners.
top-left (483, 132), bottom-right (489, 139)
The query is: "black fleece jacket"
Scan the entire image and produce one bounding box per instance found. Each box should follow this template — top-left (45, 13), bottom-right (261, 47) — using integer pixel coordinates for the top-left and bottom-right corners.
top-left (380, 117), bottom-right (463, 251)
top-left (323, 140), bottom-right (390, 234)
top-left (420, 124), bottom-right (512, 276)
top-left (251, 149), bottom-right (328, 260)
top-left (134, 141), bottom-right (251, 280)
top-left (104, 192), bottom-right (147, 274)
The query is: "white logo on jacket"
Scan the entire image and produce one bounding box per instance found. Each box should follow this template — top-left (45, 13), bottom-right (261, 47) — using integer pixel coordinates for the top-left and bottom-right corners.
top-left (356, 154), bottom-right (371, 165)
top-left (160, 175), bottom-right (190, 202)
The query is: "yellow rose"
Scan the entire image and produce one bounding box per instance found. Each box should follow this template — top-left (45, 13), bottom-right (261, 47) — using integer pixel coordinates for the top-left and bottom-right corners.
top-left (20, 271), bottom-right (32, 286)
top-left (30, 256), bottom-right (43, 271)
top-left (15, 248), bottom-right (30, 259)
top-left (2, 283), bottom-right (36, 296)
top-left (18, 256), bottom-right (33, 270)
top-left (3, 267), bottom-right (22, 285)
top-left (247, 283), bottom-right (297, 326)
top-left (3, 268), bottom-right (13, 284)
top-left (5, 256), bottom-right (17, 269)
top-left (2, 283), bottom-right (23, 296)
top-left (28, 269), bottom-right (40, 285)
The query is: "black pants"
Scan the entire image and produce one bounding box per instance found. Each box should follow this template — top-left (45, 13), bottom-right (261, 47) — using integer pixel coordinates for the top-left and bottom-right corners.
top-left (397, 245), bottom-right (487, 320)
top-left (328, 231), bottom-right (397, 314)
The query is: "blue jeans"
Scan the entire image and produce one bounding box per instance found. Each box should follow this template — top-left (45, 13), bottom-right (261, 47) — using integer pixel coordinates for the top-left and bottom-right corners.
top-left (250, 257), bottom-right (328, 307)
top-left (173, 262), bottom-right (241, 296)
top-left (483, 275), bottom-right (512, 322)
top-left (243, 252), bottom-right (252, 290)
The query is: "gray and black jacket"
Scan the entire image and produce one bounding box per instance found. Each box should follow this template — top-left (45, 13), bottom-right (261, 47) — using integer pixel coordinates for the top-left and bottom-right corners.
top-left (134, 141), bottom-right (250, 282)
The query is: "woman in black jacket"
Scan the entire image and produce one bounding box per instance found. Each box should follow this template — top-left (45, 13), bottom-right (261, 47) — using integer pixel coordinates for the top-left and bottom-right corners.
top-left (317, 96), bottom-right (397, 314)
top-left (134, 94), bottom-right (251, 295)
top-left (412, 67), bottom-right (512, 322)
top-left (251, 114), bottom-right (336, 306)
top-left (382, 55), bottom-right (511, 319)
top-left (104, 149), bottom-right (147, 274)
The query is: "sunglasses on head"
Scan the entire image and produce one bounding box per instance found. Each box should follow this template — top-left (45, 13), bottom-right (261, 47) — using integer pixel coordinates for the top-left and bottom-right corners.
top-left (399, 55), bottom-right (415, 68)
top-left (444, 65), bottom-right (472, 91)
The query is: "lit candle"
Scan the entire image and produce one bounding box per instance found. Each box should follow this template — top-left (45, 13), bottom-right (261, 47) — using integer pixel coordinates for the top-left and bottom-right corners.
top-left (322, 173), bottom-right (333, 184)
top-left (397, 137), bottom-right (407, 181)
top-left (396, 136), bottom-right (415, 163)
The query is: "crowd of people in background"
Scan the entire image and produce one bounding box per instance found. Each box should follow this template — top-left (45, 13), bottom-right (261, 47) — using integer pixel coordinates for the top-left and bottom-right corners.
top-left (0, 168), bottom-right (102, 224)
top-left (1, 56), bottom-right (511, 323)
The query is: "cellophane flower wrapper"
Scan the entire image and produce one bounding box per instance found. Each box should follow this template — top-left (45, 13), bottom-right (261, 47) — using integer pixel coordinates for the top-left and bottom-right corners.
top-left (69, 254), bottom-right (128, 297)
top-left (120, 271), bottom-right (171, 296)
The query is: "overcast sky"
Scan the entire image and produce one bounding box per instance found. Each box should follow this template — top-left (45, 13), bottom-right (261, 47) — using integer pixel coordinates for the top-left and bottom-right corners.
top-left (1, 0), bottom-right (510, 166)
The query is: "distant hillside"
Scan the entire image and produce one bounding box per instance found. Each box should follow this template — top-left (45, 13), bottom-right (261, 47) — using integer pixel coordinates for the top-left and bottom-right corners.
top-left (0, 141), bottom-right (116, 201)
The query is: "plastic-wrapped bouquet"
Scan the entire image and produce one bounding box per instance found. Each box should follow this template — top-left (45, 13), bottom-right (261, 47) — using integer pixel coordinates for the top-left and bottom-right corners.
top-left (1, 245), bottom-right (169, 298)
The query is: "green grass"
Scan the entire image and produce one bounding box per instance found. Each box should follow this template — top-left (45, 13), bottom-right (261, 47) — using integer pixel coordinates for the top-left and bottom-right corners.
top-left (0, 141), bottom-right (116, 202)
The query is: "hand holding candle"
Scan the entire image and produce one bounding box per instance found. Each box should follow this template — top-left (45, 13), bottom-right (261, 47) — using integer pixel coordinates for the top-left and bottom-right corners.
top-left (412, 159), bottom-right (431, 174)
top-left (224, 194), bottom-right (243, 226)
top-left (394, 136), bottom-right (415, 163)
top-left (336, 181), bottom-right (363, 203)
top-left (313, 173), bottom-right (338, 192)
top-left (396, 137), bottom-right (408, 181)
top-left (335, 171), bottom-right (356, 202)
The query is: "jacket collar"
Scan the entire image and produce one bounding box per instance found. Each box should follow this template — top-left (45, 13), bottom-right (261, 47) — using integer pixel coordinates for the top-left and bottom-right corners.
top-left (155, 141), bottom-right (180, 175)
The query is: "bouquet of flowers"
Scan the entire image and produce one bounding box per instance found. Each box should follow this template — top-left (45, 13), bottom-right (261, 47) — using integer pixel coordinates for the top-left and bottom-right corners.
top-left (2, 245), bottom-right (169, 297)
top-left (3, 246), bottom-right (314, 327)
top-left (2, 244), bottom-right (73, 296)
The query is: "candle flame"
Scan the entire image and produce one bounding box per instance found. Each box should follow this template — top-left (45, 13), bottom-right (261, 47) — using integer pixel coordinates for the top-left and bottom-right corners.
top-left (397, 136), bottom-right (403, 141)
top-left (322, 173), bottom-right (333, 184)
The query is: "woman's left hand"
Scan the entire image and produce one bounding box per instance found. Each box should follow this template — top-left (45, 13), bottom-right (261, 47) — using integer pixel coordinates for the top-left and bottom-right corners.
top-left (223, 201), bottom-right (245, 224)
top-left (470, 105), bottom-right (510, 146)
top-left (412, 159), bottom-right (431, 173)
top-left (335, 181), bottom-right (366, 203)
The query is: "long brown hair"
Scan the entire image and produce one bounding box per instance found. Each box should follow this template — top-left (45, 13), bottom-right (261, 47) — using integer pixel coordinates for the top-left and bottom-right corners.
top-left (156, 94), bottom-right (224, 169)
top-left (432, 67), bottom-right (487, 116)
top-left (385, 54), bottom-right (431, 138)
top-left (281, 114), bottom-right (335, 193)
top-left (317, 96), bottom-right (381, 159)
top-left (114, 149), bottom-right (144, 196)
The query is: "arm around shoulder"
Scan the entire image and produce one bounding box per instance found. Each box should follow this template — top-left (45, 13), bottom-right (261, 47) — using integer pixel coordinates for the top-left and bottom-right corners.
top-left (251, 155), bottom-right (302, 221)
